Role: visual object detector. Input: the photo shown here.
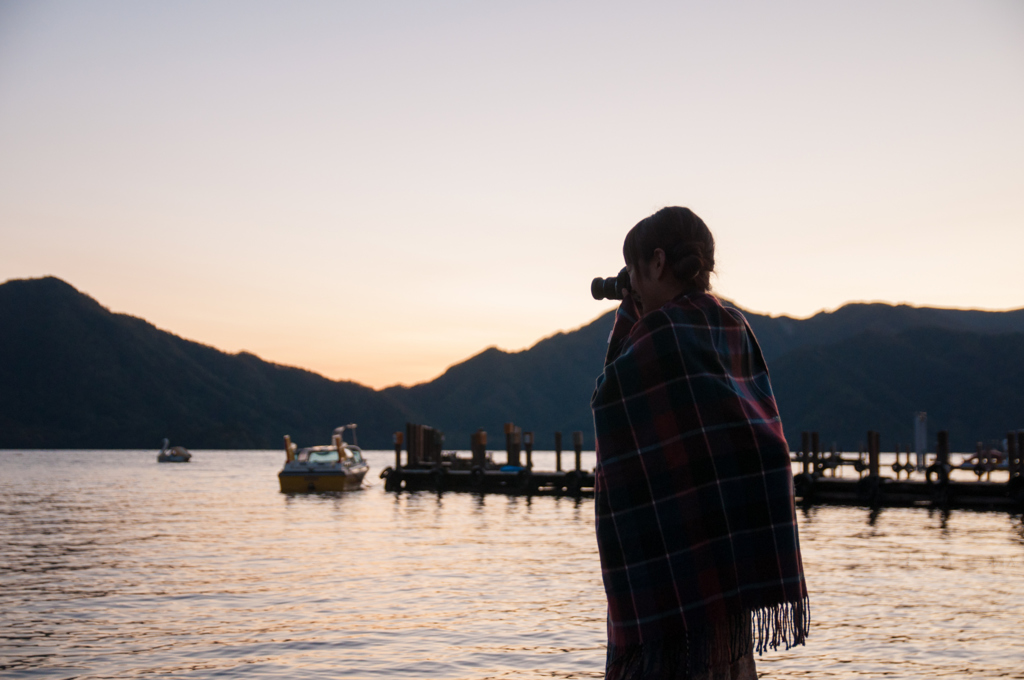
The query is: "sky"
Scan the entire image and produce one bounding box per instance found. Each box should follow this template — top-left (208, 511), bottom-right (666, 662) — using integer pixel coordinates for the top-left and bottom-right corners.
top-left (1, 0), bottom-right (1022, 389)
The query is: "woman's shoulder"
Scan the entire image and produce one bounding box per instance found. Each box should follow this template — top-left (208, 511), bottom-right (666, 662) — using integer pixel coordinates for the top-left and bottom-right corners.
top-left (660, 292), bottom-right (746, 327)
top-left (623, 293), bottom-right (751, 355)
top-left (623, 294), bottom-right (718, 348)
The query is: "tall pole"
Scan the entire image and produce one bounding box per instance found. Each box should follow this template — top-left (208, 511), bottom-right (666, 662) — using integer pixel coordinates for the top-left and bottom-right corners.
top-left (573, 431), bottom-right (583, 472)
top-left (554, 431), bottom-right (563, 472)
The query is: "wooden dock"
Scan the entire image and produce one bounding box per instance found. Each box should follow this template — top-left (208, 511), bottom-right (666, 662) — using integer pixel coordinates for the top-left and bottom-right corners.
top-left (790, 429), bottom-right (1024, 510)
top-left (380, 424), bottom-right (1024, 510)
top-left (381, 423), bottom-right (595, 496)
top-left (382, 467), bottom-right (595, 495)
top-left (792, 475), bottom-right (1020, 510)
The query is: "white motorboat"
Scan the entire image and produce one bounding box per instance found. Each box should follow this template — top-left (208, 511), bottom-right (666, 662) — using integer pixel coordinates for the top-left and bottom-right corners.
top-left (157, 438), bottom-right (192, 463)
top-left (278, 424), bottom-right (368, 492)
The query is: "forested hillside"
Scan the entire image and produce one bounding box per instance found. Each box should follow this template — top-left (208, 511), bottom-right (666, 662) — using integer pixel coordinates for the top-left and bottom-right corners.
top-left (0, 277), bottom-right (416, 449)
top-left (1, 276), bottom-right (1021, 451)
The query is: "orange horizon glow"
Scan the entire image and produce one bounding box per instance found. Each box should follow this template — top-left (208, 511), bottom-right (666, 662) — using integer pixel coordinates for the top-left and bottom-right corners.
top-left (1, 1), bottom-right (1022, 389)
top-left (9, 274), bottom-right (1022, 391)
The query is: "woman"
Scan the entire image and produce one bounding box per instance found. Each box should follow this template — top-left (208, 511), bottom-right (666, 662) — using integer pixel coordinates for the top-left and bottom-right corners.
top-left (592, 207), bottom-right (809, 680)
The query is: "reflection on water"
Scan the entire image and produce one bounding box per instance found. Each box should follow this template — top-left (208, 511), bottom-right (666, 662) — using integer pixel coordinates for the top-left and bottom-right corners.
top-left (1, 450), bottom-right (1022, 679)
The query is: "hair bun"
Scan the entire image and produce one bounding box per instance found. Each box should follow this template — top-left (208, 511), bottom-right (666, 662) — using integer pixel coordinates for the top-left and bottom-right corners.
top-left (673, 254), bottom-right (702, 281)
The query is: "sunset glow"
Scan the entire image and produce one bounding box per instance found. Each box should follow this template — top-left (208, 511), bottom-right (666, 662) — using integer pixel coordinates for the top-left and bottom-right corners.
top-left (2, 0), bottom-right (1021, 388)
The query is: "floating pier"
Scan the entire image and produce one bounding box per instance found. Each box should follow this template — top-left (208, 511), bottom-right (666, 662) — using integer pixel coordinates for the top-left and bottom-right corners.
top-left (380, 423), bottom-right (1024, 511)
top-left (792, 429), bottom-right (1024, 511)
top-left (380, 423), bottom-right (594, 496)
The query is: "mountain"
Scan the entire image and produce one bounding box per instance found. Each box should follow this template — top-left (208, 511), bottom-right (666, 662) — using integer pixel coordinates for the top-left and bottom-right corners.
top-left (395, 301), bottom-right (1024, 451)
top-left (0, 277), bottom-right (415, 449)
top-left (381, 315), bottom-right (610, 451)
top-left (769, 327), bottom-right (1024, 452)
top-left (1, 276), bottom-right (1022, 452)
top-left (739, 302), bottom-right (1024, 362)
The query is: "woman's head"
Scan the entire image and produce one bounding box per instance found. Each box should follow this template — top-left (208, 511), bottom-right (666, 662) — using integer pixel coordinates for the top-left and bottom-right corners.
top-left (623, 207), bottom-right (715, 293)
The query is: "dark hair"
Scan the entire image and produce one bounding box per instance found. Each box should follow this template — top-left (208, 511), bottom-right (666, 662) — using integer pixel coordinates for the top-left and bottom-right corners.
top-left (623, 207), bottom-right (715, 292)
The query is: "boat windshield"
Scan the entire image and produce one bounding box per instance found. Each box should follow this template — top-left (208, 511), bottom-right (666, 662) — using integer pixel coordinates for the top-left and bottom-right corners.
top-left (295, 446), bottom-right (363, 465)
top-left (305, 449), bottom-right (340, 463)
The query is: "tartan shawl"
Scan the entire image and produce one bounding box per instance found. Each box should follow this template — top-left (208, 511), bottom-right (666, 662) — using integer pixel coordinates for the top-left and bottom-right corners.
top-left (591, 291), bottom-right (808, 675)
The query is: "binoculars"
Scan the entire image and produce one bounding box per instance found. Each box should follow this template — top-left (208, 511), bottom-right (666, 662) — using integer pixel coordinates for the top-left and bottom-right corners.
top-left (591, 267), bottom-right (631, 300)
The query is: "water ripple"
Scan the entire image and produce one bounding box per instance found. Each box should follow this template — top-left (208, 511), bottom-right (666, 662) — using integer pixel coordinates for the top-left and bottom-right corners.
top-left (2, 450), bottom-right (1022, 678)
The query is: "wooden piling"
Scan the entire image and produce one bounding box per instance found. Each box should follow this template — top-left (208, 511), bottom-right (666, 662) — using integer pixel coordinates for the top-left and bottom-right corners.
top-left (471, 429), bottom-right (487, 468)
top-left (573, 431), bottom-right (583, 472)
top-left (868, 430), bottom-right (880, 477)
top-left (524, 431), bottom-right (534, 469)
top-left (407, 422), bottom-right (443, 466)
top-left (936, 430), bottom-right (950, 484)
top-left (812, 431), bottom-right (820, 475)
top-left (394, 431), bottom-right (403, 469)
top-left (504, 423), bottom-right (522, 467)
top-left (554, 431), bottom-right (563, 472)
top-left (504, 423), bottom-right (513, 465)
top-left (1018, 430), bottom-right (1024, 478)
top-left (407, 423), bottom-right (419, 466)
top-left (801, 431), bottom-right (810, 475)
top-left (1008, 431), bottom-right (1020, 480)
top-left (985, 442), bottom-right (993, 482)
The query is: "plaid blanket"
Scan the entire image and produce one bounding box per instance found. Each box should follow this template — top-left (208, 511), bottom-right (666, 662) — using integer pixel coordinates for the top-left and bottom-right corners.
top-left (592, 292), bottom-right (808, 676)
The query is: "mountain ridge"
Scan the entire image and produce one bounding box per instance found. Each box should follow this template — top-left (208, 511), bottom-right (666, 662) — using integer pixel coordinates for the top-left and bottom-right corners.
top-left (1, 276), bottom-right (1022, 451)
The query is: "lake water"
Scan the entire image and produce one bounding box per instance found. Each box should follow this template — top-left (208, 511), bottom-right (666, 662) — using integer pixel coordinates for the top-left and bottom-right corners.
top-left (2, 450), bottom-right (1022, 679)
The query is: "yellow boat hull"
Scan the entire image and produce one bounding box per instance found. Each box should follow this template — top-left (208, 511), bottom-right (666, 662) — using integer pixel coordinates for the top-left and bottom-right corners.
top-left (278, 469), bottom-right (367, 492)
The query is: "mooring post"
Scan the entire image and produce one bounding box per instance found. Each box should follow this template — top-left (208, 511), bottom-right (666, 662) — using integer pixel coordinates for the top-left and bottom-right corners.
top-left (471, 429), bottom-right (487, 468)
top-left (1019, 430), bottom-right (1024, 477)
top-left (504, 422), bottom-right (522, 467)
top-left (504, 422), bottom-right (512, 465)
top-left (1011, 431), bottom-right (1024, 506)
top-left (1007, 431), bottom-right (1020, 480)
top-left (394, 431), bottom-right (403, 469)
top-left (801, 431), bottom-right (810, 475)
top-left (1017, 430), bottom-right (1024, 478)
top-left (1015, 428), bottom-right (1024, 481)
top-left (407, 423), bottom-right (421, 466)
top-left (868, 430), bottom-right (880, 477)
top-left (554, 431), bottom-right (563, 472)
top-left (1019, 430), bottom-right (1024, 479)
top-left (812, 431), bottom-right (820, 476)
top-left (984, 441), bottom-right (993, 482)
top-left (868, 432), bottom-right (876, 475)
top-left (573, 431), bottom-right (583, 472)
top-left (936, 430), bottom-right (950, 484)
top-left (524, 431), bottom-right (533, 469)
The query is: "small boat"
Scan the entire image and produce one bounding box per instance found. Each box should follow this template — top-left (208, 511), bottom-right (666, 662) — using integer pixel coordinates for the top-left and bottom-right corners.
top-left (278, 424), bottom-right (369, 492)
top-left (157, 438), bottom-right (192, 463)
top-left (960, 448), bottom-right (1008, 473)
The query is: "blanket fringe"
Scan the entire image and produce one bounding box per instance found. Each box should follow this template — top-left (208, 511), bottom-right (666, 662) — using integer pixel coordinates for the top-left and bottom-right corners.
top-left (751, 596), bottom-right (810, 654)
top-left (606, 598), bottom-right (810, 679)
